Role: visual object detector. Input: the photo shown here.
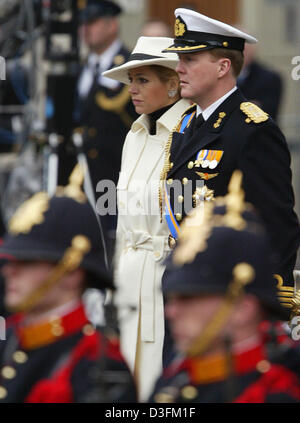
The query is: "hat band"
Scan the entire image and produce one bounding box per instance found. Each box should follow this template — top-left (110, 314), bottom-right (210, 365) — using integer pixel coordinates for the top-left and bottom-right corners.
top-left (175, 31), bottom-right (245, 51)
top-left (127, 53), bottom-right (164, 62)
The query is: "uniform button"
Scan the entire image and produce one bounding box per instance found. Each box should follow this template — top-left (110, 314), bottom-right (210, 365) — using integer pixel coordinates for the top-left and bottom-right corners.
top-left (176, 213), bottom-right (182, 221)
top-left (51, 326), bottom-right (64, 337)
top-left (256, 360), bottom-right (271, 373)
top-left (83, 324), bottom-right (96, 336)
top-left (2, 366), bottom-right (16, 380)
top-left (13, 351), bottom-right (28, 364)
top-left (178, 195), bottom-right (184, 203)
top-left (181, 385), bottom-right (198, 400)
top-left (170, 162), bottom-right (174, 169)
top-left (154, 251), bottom-right (160, 258)
top-left (0, 386), bottom-right (7, 400)
top-left (182, 177), bottom-right (188, 185)
top-left (88, 148), bottom-right (98, 159)
top-left (167, 178), bottom-right (173, 185)
top-left (154, 392), bottom-right (174, 403)
top-left (50, 318), bottom-right (64, 337)
top-left (187, 161), bottom-right (194, 169)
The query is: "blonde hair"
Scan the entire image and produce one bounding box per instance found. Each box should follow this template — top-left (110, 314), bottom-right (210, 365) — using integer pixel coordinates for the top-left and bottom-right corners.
top-left (151, 65), bottom-right (181, 97)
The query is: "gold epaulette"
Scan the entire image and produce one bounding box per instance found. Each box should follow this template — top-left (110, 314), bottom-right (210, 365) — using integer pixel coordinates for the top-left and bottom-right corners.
top-left (240, 102), bottom-right (269, 124)
top-left (274, 274), bottom-right (294, 309)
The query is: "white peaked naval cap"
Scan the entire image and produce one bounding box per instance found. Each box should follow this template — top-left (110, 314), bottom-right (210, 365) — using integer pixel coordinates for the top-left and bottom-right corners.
top-left (163, 8), bottom-right (258, 54)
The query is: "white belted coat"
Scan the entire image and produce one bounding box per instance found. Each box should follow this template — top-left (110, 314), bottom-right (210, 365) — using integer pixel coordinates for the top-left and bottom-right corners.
top-left (114, 99), bottom-right (189, 401)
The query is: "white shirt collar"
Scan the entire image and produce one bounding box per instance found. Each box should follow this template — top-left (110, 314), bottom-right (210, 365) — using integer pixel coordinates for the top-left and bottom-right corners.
top-left (196, 86), bottom-right (238, 121)
top-left (95, 39), bottom-right (122, 72)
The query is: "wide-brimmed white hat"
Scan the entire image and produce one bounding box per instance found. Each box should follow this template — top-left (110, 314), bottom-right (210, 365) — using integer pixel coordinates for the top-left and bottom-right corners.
top-left (102, 36), bottom-right (179, 85)
top-left (163, 8), bottom-right (257, 54)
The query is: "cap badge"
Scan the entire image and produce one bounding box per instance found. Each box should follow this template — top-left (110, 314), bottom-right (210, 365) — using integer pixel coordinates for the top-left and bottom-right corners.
top-left (240, 102), bottom-right (269, 124)
top-left (9, 192), bottom-right (49, 235)
top-left (114, 54), bottom-right (125, 66)
top-left (175, 17), bottom-right (186, 37)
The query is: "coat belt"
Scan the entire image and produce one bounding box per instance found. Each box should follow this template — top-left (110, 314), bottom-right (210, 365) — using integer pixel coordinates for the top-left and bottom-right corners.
top-left (124, 230), bottom-right (171, 342)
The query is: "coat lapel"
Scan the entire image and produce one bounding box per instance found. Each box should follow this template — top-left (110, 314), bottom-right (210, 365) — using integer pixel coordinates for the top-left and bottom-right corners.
top-left (168, 90), bottom-right (245, 177)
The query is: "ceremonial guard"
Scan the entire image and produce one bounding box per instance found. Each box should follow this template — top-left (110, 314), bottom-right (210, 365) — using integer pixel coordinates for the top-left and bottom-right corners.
top-left (153, 172), bottom-right (300, 403)
top-left (161, 9), bottom-right (300, 287)
top-left (0, 166), bottom-right (136, 403)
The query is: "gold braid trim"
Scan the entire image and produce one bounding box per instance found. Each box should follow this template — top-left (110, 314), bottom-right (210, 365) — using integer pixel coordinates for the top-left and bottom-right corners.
top-left (187, 263), bottom-right (255, 358)
top-left (274, 274), bottom-right (294, 310)
top-left (10, 235), bottom-right (91, 313)
top-left (159, 105), bottom-right (196, 223)
top-left (159, 119), bottom-right (182, 223)
top-left (95, 86), bottom-right (133, 127)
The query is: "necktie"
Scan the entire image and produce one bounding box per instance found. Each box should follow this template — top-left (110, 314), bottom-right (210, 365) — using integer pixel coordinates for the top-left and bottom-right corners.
top-left (93, 62), bottom-right (100, 84)
top-left (195, 113), bottom-right (205, 128)
top-left (192, 113), bottom-right (204, 133)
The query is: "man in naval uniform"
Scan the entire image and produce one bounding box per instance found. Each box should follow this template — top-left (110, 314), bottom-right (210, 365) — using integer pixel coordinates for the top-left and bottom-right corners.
top-left (0, 166), bottom-right (136, 403)
top-left (161, 8), bottom-right (300, 288)
top-left (75, 0), bottom-right (137, 237)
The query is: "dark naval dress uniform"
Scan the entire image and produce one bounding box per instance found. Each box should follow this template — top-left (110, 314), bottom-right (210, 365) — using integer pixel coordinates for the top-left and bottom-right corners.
top-left (164, 89), bottom-right (300, 286)
top-left (0, 303), bottom-right (136, 403)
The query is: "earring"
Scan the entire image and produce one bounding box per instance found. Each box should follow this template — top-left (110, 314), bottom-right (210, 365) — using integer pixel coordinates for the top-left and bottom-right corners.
top-left (168, 89), bottom-right (177, 98)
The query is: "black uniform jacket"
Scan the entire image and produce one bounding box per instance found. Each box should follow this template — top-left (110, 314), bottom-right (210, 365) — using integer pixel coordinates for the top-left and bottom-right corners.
top-left (165, 89), bottom-right (300, 285)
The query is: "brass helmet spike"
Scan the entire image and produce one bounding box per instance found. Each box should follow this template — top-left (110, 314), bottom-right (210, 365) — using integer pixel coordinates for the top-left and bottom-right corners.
top-left (56, 163), bottom-right (87, 203)
top-left (223, 170), bottom-right (246, 231)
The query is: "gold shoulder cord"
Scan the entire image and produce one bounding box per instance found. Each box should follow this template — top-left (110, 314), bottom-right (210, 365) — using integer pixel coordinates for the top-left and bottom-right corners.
top-left (187, 263), bottom-right (255, 358)
top-left (159, 119), bottom-right (182, 223)
top-left (11, 235), bottom-right (91, 313)
top-left (96, 86), bottom-right (133, 127)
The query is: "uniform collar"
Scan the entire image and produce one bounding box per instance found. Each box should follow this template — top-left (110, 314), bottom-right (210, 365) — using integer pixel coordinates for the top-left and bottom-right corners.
top-left (16, 303), bottom-right (91, 350)
top-left (184, 342), bottom-right (265, 385)
top-left (89, 39), bottom-right (122, 72)
top-left (197, 86), bottom-right (238, 121)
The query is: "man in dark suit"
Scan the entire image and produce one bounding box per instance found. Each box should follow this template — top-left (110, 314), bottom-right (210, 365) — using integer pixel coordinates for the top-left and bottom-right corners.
top-left (161, 8), bottom-right (300, 287)
top-left (237, 41), bottom-right (283, 121)
top-left (75, 0), bottom-right (137, 237)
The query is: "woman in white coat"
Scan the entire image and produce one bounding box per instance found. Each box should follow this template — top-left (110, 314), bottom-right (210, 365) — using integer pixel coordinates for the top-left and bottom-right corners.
top-left (103, 37), bottom-right (189, 401)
